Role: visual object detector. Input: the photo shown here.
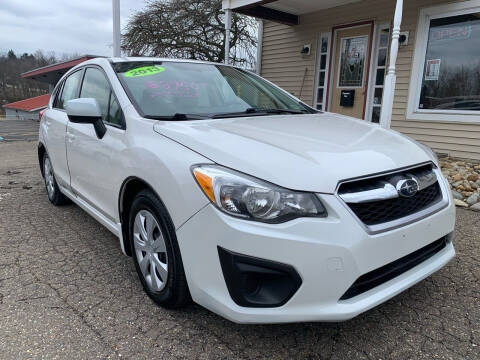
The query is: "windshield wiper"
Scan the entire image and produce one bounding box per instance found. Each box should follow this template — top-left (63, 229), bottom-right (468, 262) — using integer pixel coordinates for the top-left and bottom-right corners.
top-left (144, 113), bottom-right (209, 121)
top-left (260, 108), bottom-right (308, 114)
top-left (146, 108), bottom-right (308, 120)
top-left (211, 108), bottom-right (307, 119)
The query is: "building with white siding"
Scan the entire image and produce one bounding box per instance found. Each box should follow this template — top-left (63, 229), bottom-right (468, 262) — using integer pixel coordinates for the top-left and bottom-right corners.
top-left (3, 94), bottom-right (50, 121)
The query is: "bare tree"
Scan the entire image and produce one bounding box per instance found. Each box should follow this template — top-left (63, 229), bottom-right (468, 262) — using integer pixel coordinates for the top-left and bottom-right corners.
top-left (122, 0), bottom-right (257, 68)
top-left (0, 50), bottom-right (60, 112)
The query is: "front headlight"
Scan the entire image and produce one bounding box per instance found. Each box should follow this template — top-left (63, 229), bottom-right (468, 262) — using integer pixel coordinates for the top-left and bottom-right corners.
top-left (192, 165), bottom-right (327, 223)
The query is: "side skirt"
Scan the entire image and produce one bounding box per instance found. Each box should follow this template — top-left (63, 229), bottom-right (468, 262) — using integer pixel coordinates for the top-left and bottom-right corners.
top-left (59, 186), bottom-right (127, 255)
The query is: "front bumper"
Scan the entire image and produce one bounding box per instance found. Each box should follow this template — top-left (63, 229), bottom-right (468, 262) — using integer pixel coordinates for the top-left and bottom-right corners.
top-left (176, 190), bottom-right (456, 324)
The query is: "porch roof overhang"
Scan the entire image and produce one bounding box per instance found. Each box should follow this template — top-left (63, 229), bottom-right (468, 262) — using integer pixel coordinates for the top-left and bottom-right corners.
top-left (222, 0), bottom-right (362, 25)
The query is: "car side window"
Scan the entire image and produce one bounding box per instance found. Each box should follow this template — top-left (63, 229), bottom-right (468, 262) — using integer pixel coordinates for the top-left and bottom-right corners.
top-left (80, 67), bottom-right (123, 127)
top-left (58, 70), bottom-right (83, 110)
top-left (52, 81), bottom-right (64, 109)
top-left (107, 93), bottom-right (123, 126)
top-left (80, 68), bottom-right (110, 120)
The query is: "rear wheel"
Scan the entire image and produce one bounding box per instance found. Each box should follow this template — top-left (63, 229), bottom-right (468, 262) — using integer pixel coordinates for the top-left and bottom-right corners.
top-left (129, 189), bottom-right (190, 308)
top-left (43, 153), bottom-right (70, 206)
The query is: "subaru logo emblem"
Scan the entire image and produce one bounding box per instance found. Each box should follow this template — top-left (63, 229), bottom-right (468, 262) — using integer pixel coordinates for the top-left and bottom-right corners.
top-left (396, 178), bottom-right (419, 198)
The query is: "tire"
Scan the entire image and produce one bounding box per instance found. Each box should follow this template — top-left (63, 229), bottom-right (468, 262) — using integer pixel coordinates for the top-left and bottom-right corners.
top-left (129, 189), bottom-right (190, 309)
top-left (43, 153), bottom-right (71, 206)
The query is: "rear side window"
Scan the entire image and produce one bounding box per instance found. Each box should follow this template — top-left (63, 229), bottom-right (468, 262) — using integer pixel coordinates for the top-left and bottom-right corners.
top-left (58, 70), bottom-right (83, 110)
top-left (80, 67), bottom-right (124, 127)
top-left (52, 82), bottom-right (64, 109)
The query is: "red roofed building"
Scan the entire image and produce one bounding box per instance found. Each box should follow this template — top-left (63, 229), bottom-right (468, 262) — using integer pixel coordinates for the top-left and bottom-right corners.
top-left (2, 55), bottom-right (101, 121)
top-left (22, 55), bottom-right (99, 89)
top-left (3, 94), bottom-right (50, 120)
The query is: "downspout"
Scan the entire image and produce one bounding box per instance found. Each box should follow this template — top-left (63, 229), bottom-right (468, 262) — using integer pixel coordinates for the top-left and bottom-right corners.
top-left (380, 0), bottom-right (403, 129)
top-left (225, 8), bottom-right (232, 64)
top-left (256, 20), bottom-right (264, 74)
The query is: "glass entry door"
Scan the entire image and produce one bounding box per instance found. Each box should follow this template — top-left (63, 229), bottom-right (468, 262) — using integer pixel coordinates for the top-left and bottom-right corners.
top-left (330, 25), bottom-right (372, 119)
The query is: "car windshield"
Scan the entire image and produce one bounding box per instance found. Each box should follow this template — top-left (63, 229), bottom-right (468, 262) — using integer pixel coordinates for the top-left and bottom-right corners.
top-left (112, 61), bottom-right (316, 119)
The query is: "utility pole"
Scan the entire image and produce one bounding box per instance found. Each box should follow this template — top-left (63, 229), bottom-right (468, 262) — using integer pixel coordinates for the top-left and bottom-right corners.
top-left (112, 0), bottom-right (121, 57)
top-left (224, 8), bottom-right (232, 64)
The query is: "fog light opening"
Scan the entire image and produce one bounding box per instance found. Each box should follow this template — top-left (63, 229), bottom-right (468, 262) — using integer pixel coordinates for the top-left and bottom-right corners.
top-left (218, 247), bottom-right (302, 308)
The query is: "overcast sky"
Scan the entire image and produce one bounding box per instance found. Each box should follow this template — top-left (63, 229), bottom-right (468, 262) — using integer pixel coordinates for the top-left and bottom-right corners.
top-left (0, 0), bottom-right (147, 57)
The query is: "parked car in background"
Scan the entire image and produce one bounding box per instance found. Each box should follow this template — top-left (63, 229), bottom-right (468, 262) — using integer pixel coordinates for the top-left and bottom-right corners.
top-left (39, 108), bottom-right (47, 122)
top-left (38, 57), bottom-right (455, 323)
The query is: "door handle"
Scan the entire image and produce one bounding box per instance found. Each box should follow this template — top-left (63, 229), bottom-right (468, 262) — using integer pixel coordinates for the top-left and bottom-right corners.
top-left (45, 120), bottom-right (52, 126)
top-left (66, 133), bottom-right (75, 142)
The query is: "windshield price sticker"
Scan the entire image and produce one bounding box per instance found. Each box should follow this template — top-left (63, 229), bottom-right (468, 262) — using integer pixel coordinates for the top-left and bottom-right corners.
top-left (124, 66), bottom-right (165, 77)
top-left (145, 80), bottom-right (209, 98)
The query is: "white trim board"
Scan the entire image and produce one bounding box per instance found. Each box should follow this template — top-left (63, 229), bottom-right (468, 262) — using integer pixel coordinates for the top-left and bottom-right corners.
top-left (365, 22), bottom-right (391, 123)
top-left (313, 31), bottom-right (332, 109)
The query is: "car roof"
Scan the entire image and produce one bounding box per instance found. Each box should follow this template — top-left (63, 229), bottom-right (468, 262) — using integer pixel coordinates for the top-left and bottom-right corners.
top-left (80, 56), bottom-right (241, 69)
top-left (62, 57), bottom-right (246, 80)
top-left (112, 57), bottom-right (230, 66)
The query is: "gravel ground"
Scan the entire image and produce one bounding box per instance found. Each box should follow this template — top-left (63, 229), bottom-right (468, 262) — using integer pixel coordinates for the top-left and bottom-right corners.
top-left (0, 140), bottom-right (479, 360)
top-left (440, 158), bottom-right (480, 211)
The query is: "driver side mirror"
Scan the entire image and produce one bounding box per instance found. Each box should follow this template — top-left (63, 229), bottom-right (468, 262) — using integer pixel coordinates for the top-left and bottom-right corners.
top-left (65, 98), bottom-right (107, 139)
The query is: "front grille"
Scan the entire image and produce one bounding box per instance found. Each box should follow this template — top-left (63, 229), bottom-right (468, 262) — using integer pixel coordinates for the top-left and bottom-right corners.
top-left (340, 236), bottom-right (448, 300)
top-left (338, 164), bottom-right (443, 227)
top-left (348, 182), bottom-right (441, 226)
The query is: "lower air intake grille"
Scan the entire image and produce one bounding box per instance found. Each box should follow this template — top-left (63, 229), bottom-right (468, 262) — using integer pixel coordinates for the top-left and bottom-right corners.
top-left (340, 236), bottom-right (448, 300)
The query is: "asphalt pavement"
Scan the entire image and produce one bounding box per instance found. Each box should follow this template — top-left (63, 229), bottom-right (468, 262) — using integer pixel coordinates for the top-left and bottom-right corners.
top-left (0, 118), bottom-right (40, 142)
top-left (0, 139), bottom-right (478, 359)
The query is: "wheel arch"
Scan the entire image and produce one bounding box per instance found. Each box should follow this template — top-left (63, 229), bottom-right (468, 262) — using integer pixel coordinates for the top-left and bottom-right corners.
top-left (118, 176), bottom-right (167, 256)
top-left (38, 142), bottom-right (47, 178)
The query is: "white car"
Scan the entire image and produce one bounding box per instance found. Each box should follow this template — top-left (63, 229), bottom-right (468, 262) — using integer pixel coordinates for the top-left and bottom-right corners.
top-left (39, 57), bottom-right (455, 324)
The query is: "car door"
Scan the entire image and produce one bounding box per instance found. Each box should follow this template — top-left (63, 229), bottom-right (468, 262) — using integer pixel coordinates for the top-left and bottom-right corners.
top-left (42, 69), bottom-right (84, 190)
top-left (66, 66), bottom-right (127, 221)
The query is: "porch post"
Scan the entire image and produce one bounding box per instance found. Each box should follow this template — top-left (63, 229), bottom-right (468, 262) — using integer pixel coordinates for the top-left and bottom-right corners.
top-left (380, 0), bottom-right (403, 129)
top-left (225, 8), bottom-right (232, 64)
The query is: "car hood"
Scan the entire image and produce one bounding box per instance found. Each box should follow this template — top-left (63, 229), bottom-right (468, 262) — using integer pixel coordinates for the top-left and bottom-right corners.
top-left (153, 113), bottom-right (431, 193)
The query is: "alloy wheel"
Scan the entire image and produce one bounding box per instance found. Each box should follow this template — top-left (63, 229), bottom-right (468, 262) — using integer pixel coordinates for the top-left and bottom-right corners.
top-left (44, 157), bottom-right (55, 199)
top-left (133, 210), bottom-right (169, 292)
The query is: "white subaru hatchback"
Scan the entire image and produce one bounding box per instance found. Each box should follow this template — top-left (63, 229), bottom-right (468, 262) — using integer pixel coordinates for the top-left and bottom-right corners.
top-left (39, 57), bottom-right (455, 324)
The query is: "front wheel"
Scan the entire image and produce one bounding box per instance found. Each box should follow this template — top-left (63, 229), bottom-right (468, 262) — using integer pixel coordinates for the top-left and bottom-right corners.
top-left (129, 189), bottom-right (190, 309)
top-left (43, 153), bottom-right (70, 206)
